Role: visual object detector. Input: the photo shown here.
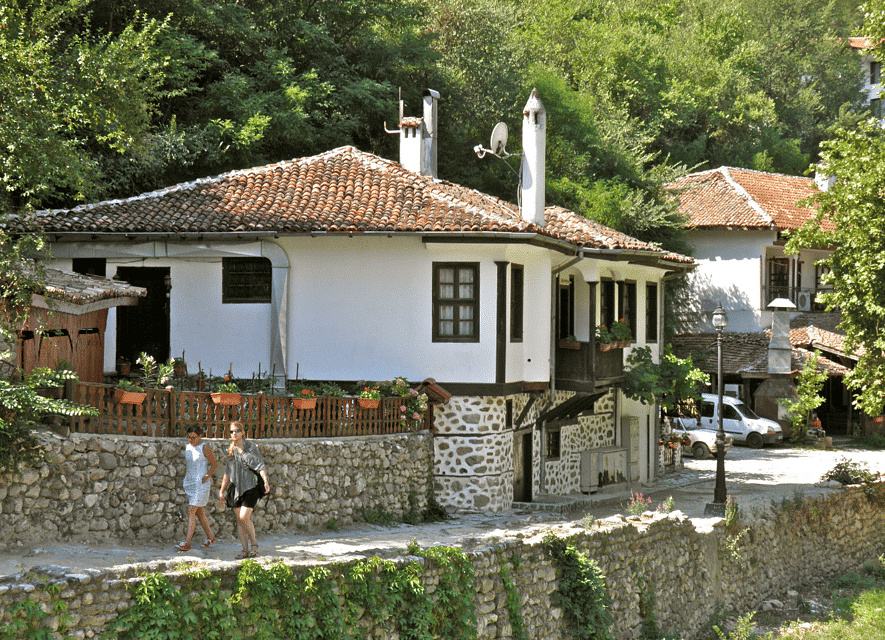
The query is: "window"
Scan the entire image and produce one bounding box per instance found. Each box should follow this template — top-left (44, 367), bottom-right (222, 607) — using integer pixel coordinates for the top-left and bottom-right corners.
top-left (701, 401), bottom-right (714, 419)
top-left (222, 258), bottom-right (272, 303)
top-left (433, 263), bottom-right (479, 341)
top-left (619, 281), bottom-right (636, 340)
top-left (510, 265), bottom-right (524, 342)
top-left (546, 428), bottom-right (561, 460)
top-left (72, 258), bottom-right (106, 277)
top-left (558, 276), bottom-right (574, 339)
top-left (871, 60), bottom-right (881, 85)
top-left (600, 280), bottom-right (615, 328)
top-left (645, 283), bottom-right (658, 343)
top-left (766, 257), bottom-right (789, 304)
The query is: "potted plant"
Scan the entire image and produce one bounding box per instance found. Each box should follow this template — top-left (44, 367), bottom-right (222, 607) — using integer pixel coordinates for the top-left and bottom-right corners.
top-left (115, 379), bottom-right (147, 405)
top-left (116, 356), bottom-right (131, 376)
top-left (596, 319), bottom-right (632, 350)
top-left (358, 386), bottom-right (381, 409)
top-left (173, 354), bottom-right (187, 377)
top-left (210, 378), bottom-right (241, 405)
top-left (292, 386), bottom-right (317, 410)
top-left (558, 335), bottom-right (581, 350)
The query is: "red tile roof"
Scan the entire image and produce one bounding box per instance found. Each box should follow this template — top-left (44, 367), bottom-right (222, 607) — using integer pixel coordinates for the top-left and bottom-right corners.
top-left (32, 146), bottom-right (692, 265)
top-left (670, 331), bottom-right (849, 377)
top-left (669, 167), bottom-right (828, 231)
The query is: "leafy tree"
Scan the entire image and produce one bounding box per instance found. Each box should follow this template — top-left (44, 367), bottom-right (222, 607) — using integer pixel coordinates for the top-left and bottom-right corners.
top-left (0, 0), bottom-right (169, 211)
top-left (781, 351), bottom-right (828, 442)
top-left (785, 118), bottom-right (885, 416)
top-left (623, 345), bottom-right (710, 416)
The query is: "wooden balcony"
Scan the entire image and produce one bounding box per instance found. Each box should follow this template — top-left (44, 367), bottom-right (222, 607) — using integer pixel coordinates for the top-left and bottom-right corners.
top-left (555, 341), bottom-right (624, 393)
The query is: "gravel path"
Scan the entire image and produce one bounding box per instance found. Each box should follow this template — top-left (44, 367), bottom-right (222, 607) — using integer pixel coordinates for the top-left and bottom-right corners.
top-left (2, 440), bottom-right (881, 578)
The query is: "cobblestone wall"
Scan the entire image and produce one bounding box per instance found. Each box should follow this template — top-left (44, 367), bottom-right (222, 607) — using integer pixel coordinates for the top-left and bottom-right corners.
top-left (0, 431), bottom-right (433, 547)
top-left (434, 391), bottom-right (620, 512)
top-left (3, 486), bottom-right (884, 639)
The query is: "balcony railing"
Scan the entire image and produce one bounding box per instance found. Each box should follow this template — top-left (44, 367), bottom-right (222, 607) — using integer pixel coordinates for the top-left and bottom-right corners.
top-left (67, 382), bottom-right (432, 439)
top-left (763, 286), bottom-right (833, 312)
top-left (555, 341), bottom-right (624, 392)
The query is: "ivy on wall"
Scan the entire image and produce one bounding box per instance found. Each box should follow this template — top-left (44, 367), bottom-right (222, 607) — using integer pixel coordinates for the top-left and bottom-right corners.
top-left (101, 546), bottom-right (478, 640)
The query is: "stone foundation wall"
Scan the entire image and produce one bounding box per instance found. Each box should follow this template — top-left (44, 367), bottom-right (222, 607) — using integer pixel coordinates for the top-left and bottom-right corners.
top-left (0, 431), bottom-right (433, 547)
top-left (434, 390), bottom-right (622, 511)
top-left (3, 487), bottom-right (885, 639)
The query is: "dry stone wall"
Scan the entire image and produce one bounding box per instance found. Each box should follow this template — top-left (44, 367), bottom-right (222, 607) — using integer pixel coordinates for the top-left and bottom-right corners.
top-left (3, 487), bottom-right (885, 639)
top-left (434, 390), bottom-right (620, 511)
top-left (0, 431), bottom-right (432, 547)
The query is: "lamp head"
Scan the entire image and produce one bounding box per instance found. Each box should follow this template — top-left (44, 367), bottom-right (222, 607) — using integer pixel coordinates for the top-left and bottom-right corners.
top-left (712, 303), bottom-right (728, 331)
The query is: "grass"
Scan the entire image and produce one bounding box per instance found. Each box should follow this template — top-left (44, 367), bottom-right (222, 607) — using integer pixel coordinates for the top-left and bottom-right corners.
top-left (780, 589), bottom-right (885, 639)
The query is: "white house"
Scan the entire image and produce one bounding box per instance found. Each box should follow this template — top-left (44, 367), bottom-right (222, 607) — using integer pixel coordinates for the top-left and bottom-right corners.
top-left (669, 166), bottom-right (857, 433)
top-left (849, 37), bottom-right (882, 118)
top-left (32, 89), bottom-right (694, 510)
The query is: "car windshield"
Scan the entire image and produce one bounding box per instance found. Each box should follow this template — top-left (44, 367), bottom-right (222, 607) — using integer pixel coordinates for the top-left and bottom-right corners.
top-left (733, 401), bottom-right (760, 420)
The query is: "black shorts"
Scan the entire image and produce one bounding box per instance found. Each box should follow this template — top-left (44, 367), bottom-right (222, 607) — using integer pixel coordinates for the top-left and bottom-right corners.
top-left (234, 485), bottom-right (263, 509)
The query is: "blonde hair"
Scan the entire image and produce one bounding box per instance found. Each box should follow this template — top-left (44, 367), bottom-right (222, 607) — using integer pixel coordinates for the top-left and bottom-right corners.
top-left (228, 421), bottom-right (244, 456)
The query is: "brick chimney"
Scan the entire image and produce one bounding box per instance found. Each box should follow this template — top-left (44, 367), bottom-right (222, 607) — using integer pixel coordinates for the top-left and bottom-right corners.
top-left (399, 89), bottom-right (439, 179)
top-left (520, 89), bottom-right (546, 227)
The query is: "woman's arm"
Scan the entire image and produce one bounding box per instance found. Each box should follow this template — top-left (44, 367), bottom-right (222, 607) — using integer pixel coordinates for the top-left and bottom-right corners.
top-left (203, 446), bottom-right (217, 483)
top-left (259, 469), bottom-right (270, 494)
top-left (218, 472), bottom-right (230, 504)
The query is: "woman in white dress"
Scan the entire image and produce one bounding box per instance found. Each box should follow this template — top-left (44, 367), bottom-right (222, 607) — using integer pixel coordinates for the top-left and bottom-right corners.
top-left (176, 426), bottom-right (218, 551)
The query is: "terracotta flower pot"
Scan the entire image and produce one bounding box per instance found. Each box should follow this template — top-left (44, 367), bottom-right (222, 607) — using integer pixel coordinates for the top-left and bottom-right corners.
top-left (558, 340), bottom-right (582, 350)
top-left (358, 398), bottom-right (380, 409)
top-left (211, 392), bottom-right (241, 406)
top-left (292, 397), bottom-right (317, 410)
top-left (115, 388), bottom-right (147, 405)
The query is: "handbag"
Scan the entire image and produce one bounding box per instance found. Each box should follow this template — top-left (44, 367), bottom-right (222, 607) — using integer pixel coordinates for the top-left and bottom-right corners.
top-left (224, 483), bottom-right (237, 508)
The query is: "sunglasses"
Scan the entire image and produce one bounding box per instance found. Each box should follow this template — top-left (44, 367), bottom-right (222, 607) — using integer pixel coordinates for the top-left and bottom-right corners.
top-left (230, 429), bottom-right (242, 434)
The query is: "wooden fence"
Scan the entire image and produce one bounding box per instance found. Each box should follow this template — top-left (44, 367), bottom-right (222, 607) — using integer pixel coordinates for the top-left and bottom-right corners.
top-left (68, 382), bottom-right (432, 439)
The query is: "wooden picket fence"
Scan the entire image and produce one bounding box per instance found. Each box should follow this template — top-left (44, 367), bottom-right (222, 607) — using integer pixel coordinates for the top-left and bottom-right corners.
top-left (68, 382), bottom-right (432, 439)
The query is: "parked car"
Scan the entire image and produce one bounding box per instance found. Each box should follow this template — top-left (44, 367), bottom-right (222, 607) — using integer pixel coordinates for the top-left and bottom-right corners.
top-left (671, 417), bottom-right (733, 460)
top-left (678, 393), bottom-right (783, 449)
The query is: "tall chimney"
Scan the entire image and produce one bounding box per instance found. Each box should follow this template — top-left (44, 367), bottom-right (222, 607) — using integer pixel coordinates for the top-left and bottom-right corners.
top-left (521, 88), bottom-right (546, 227)
top-left (768, 298), bottom-right (796, 374)
top-left (399, 89), bottom-right (439, 179)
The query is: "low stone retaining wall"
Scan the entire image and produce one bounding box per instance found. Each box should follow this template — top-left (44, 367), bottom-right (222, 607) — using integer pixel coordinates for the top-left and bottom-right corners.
top-left (0, 431), bottom-right (433, 547)
top-left (2, 486), bottom-right (885, 639)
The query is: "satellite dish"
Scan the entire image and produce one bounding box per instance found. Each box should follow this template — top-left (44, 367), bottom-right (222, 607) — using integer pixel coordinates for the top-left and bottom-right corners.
top-left (490, 122), bottom-right (509, 156)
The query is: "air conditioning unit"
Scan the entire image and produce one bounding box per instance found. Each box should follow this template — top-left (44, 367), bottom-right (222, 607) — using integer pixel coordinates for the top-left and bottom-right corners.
top-left (796, 292), bottom-right (811, 311)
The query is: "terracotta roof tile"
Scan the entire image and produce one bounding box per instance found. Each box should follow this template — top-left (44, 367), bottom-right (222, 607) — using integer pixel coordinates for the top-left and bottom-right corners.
top-left (671, 331), bottom-right (848, 377)
top-left (669, 167), bottom-right (829, 231)
top-left (30, 146), bottom-right (692, 265)
top-left (23, 265), bottom-right (147, 305)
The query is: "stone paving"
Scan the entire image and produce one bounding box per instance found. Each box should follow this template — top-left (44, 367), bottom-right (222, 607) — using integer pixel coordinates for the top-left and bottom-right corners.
top-left (2, 439), bottom-right (880, 578)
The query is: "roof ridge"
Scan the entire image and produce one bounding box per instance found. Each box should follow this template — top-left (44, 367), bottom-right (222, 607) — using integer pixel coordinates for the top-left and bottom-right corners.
top-left (718, 167), bottom-right (775, 226)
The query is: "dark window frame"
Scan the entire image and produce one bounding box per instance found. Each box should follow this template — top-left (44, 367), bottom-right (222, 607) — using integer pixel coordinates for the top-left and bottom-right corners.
top-left (645, 282), bottom-right (658, 344)
top-left (546, 427), bottom-right (561, 460)
top-left (557, 275), bottom-right (575, 340)
top-left (432, 262), bottom-right (480, 342)
top-left (510, 264), bottom-right (524, 342)
top-left (600, 279), bottom-right (615, 328)
top-left (222, 257), bottom-right (272, 304)
top-left (871, 60), bottom-right (881, 85)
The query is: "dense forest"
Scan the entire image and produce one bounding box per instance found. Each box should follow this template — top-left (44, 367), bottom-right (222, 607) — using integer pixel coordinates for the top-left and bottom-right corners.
top-left (0, 0), bottom-right (874, 252)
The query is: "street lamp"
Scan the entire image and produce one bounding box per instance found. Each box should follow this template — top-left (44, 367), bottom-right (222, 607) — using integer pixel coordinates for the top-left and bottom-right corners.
top-left (705, 303), bottom-right (729, 517)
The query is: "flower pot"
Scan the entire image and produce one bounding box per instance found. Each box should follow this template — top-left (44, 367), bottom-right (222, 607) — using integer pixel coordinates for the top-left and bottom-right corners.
top-left (358, 398), bottom-right (380, 409)
top-left (115, 388), bottom-right (147, 405)
top-left (597, 340), bottom-right (630, 351)
top-left (197, 378), bottom-right (206, 391)
top-left (173, 363), bottom-right (187, 377)
top-left (558, 340), bottom-right (582, 350)
top-left (211, 392), bottom-right (241, 406)
top-left (292, 397), bottom-right (317, 410)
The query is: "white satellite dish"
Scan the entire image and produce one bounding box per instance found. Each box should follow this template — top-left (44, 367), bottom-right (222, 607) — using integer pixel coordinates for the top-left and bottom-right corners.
top-left (490, 122), bottom-right (509, 156)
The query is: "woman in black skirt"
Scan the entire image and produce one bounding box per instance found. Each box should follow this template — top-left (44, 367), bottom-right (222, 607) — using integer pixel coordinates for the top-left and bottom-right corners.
top-left (218, 421), bottom-right (270, 559)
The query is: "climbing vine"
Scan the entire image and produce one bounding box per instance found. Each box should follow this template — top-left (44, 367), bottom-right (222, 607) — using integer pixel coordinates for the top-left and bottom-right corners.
top-left (543, 533), bottom-right (614, 640)
top-left (99, 545), bottom-right (478, 640)
top-left (499, 555), bottom-right (528, 640)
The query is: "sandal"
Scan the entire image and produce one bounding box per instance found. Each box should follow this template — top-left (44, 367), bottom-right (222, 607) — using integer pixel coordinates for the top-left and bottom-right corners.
top-left (250, 545), bottom-right (259, 557)
top-left (235, 549), bottom-right (250, 560)
top-left (201, 537), bottom-right (215, 548)
top-left (176, 542), bottom-right (191, 551)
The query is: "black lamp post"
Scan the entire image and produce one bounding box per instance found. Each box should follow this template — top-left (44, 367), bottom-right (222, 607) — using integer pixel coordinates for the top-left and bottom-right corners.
top-left (705, 303), bottom-right (729, 517)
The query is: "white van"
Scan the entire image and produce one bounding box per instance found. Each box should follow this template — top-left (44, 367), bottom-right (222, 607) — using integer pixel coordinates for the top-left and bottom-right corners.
top-left (679, 393), bottom-right (783, 449)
